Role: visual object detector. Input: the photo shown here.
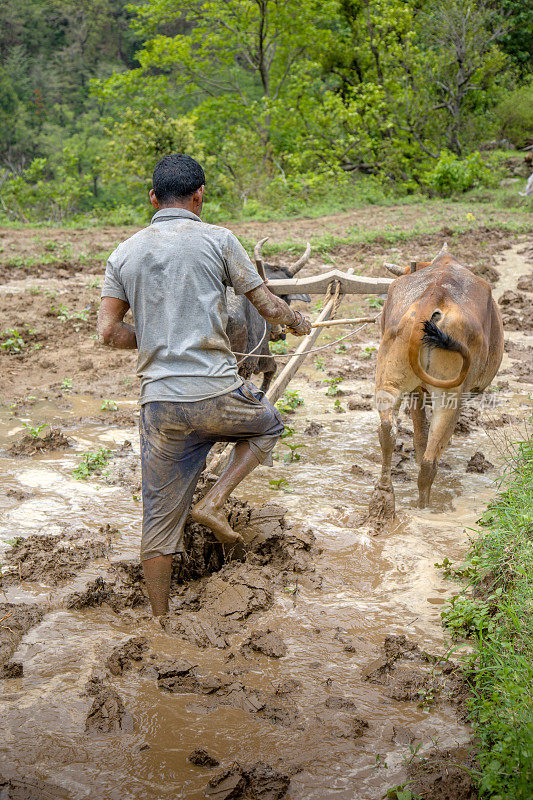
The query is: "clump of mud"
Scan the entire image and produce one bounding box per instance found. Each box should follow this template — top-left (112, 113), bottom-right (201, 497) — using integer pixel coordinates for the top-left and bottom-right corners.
top-left (498, 289), bottom-right (533, 331)
top-left (0, 773), bottom-right (66, 800)
top-left (0, 603), bottom-right (44, 677)
top-left (517, 272), bottom-right (533, 293)
top-left (466, 451), bottom-right (494, 473)
top-left (3, 530), bottom-right (109, 585)
top-left (7, 427), bottom-right (71, 457)
top-left (206, 761), bottom-right (292, 800)
top-left (241, 628), bottom-right (288, 658)
top-left (64, 499), bottom-right (314, 617)
top-left (65, 560), bottom-right (147, 612)
top-left (105, 636), bottom-right (148, 676)
top-left (85, 686), bottom-right (134, 734)
top-left (189, 748), bottom-right (220, 767)
top-left (362, 635), bottom-right (469, 717)
top-left (405, 745), bottom-right (478, 800)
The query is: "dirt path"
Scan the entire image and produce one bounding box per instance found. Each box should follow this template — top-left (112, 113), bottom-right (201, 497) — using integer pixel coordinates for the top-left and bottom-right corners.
top-left (0, 225), bottom-right (532, 799)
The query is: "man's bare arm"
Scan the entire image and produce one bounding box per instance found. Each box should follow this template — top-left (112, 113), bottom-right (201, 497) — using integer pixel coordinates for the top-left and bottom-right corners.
top-left (245, 284), bottom-right (311, 335)
top-left (97, 297), bottom-right (137, 349)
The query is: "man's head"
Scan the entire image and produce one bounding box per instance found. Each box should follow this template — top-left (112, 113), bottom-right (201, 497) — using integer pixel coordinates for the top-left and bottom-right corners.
top-left (149, 154), bottom-right (205, 215)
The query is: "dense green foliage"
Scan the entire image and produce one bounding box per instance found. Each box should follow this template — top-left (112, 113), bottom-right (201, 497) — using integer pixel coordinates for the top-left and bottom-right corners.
top-left (0, 0), bottom-right (531, 223)
top-left (441, 439), bottom-right (533, 798)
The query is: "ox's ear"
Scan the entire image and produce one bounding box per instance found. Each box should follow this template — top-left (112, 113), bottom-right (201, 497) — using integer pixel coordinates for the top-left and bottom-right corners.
top-left (286, 293), bottom-right (311, 303)
top-left (430, 242), bottom-right (448, 264)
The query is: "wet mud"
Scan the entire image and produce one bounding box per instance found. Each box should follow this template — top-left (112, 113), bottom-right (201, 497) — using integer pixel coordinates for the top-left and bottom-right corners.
top-left (0, 229), bottom-right (532, 799)
top-left (7, 428), bottom-right (71, 457)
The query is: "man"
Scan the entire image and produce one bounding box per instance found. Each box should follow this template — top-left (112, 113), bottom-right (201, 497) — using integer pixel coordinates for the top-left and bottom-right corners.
top-left (97, 153), bottom-right (311, 616)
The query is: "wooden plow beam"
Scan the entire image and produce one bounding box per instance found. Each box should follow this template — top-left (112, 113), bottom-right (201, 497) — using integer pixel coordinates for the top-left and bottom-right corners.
top-left (266, 269), bottom-right (392, 296)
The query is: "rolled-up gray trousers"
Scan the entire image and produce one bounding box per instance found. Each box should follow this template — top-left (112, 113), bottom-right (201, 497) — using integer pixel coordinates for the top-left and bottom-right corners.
top-left (139, 381), bottom-right (284, 561)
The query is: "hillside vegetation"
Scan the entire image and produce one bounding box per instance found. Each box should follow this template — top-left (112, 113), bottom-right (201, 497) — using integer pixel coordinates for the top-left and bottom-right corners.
top-left (1, 0), bottom-right (532, 224)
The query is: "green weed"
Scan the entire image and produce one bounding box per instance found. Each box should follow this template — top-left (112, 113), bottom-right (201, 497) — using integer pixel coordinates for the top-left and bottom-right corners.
top-left (333, 398), bottom-right (345, 413)
top-left (276, 390), bottom-right (304, 414)
top-left (73, 448), bottom-right (112, 480)
top-left (21, 422), bottom-right (48, 438)
top-left (269, 340), bottom-right (288, 355)
top-left (101, 399), bottom-right (118, 411)
top-left (269, 477), bottom-right (291, 492)
top-left (281, 442), bottom-right (306, 463)
top-left (52, 304), bottom-right (90, 329)
top-left (1, 329), bottom-right (25, 354)
top-left (367, 296), bottom-right (384, 309)
top-left (324, 377), bottom-right (343, 396)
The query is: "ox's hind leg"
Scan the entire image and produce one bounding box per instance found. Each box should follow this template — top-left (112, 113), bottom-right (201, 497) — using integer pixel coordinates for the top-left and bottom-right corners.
top-left (410, 389), bottom-right (429, 465)
top-left (369, 389), bottom-right (403, 523)
top-left (418, 391), bottom-right (461, 508)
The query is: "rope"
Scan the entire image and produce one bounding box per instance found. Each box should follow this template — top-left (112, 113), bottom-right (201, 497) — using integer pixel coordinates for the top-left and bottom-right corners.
top-left (234, 321), bottom-right (269, 367)
top-left (232, 278), bottom-right (380, 363)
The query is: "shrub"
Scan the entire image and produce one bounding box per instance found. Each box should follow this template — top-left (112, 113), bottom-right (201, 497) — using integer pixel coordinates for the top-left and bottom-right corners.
top-left (425, 150), bottom-right (498, 196)
top-left (494, 80), bottom-right (533, 148)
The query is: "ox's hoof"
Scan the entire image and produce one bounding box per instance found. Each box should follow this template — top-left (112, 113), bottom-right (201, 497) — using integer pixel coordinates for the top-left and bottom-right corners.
top-left (368, 484), bottom-right (395, 526)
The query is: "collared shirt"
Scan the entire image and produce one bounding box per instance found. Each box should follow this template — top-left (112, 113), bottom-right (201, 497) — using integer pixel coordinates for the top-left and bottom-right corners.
top-left (101, 207), bottom-right (263, 403)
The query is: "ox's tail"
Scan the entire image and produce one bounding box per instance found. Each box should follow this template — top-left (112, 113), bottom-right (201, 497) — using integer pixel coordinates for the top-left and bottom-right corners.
top-left (408, 311), bottom-right (471, 389)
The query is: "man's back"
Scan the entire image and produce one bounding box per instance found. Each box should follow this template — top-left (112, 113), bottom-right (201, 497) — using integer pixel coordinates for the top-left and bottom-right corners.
top-left (101, 208), bottom-right (262, 403)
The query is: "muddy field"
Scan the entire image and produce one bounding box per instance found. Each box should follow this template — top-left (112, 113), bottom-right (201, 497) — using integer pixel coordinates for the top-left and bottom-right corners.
top-left (0, 214), bottom-right (532, 800)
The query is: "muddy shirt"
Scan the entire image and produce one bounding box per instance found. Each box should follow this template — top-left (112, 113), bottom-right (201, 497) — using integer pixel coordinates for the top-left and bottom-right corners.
top-left (101, 208), bottom-right (263, 403)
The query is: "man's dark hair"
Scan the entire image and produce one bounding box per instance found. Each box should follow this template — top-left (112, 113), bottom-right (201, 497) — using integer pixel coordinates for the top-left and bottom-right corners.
top-left (152, 154), bottom-right (205, 203)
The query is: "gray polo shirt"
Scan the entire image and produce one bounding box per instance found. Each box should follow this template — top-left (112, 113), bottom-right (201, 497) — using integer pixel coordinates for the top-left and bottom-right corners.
top-left (101, 208), bottom-right (263, 403)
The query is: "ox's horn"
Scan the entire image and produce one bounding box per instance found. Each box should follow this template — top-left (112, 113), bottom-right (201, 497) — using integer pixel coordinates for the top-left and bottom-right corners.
top-left (288, 242), bottom-right (311, 276)
top-left (430, 241), bottom-right (448, 263)
top-left (253, 237), bottom-right (268, 281)
top-left (384, 262), bottom-right (404, 276)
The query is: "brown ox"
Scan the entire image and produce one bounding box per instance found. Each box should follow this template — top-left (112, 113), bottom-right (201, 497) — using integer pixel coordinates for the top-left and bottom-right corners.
top-left (369, 244), bottom-right (503, 520)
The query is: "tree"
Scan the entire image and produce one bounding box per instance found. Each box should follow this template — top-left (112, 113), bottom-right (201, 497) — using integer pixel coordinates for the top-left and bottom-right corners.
top-left (421, 0), bottom-right (508, 155)
top-left (102, 0), bottom-right (337, 165)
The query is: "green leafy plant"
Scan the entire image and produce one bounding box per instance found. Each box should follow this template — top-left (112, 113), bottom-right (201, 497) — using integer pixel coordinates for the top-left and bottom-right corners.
top-left (441, 592), bottom-right (498, 638)
top-left (61, 378), bottom-right (73, 390)
top-left (73, 448), bottom-right (113, 480)
top-left (282, 442), bottom-right (306, 462)
top-left (276, 390), bottom-right (304, 414)
top-left (314, 358), bottom-right (325, 371)
top-left (1, 329), bottom-right (25, 354)
top-left (269, 477), bottom-right (290, 492)
top-left (361, 345), bottom-right (376, 359)
top-left (21, 422), bottom-right (48, 438)
top-left (333, 398), bottom-right (345, 413)
top-left (324, 377), bottom-right (343, 396)
top-left (101, 399), bottom-right (118, 411)
top-left (367, 296), bottom-right (384, 309)
top-left (52, 304), bottom-right (90, 330)
top-left (335, 343), bottom-right (347, 353)
top-left (425, 150), bottom-right (498, 197)
top-left (269, 340), bottom-right (288, 355)
top-left (281, 425), bottom-right (295, 439)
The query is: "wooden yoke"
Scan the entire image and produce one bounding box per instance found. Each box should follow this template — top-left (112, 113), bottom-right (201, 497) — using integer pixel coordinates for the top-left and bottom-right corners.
top-left (266, 269), bottom-right (392, 296)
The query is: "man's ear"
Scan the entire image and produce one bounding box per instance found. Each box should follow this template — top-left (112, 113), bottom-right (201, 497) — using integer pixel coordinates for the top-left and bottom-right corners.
top-left (192, 185), bottom-right (204, 214)
top-left (149, 189), bottom-right (160, 210)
